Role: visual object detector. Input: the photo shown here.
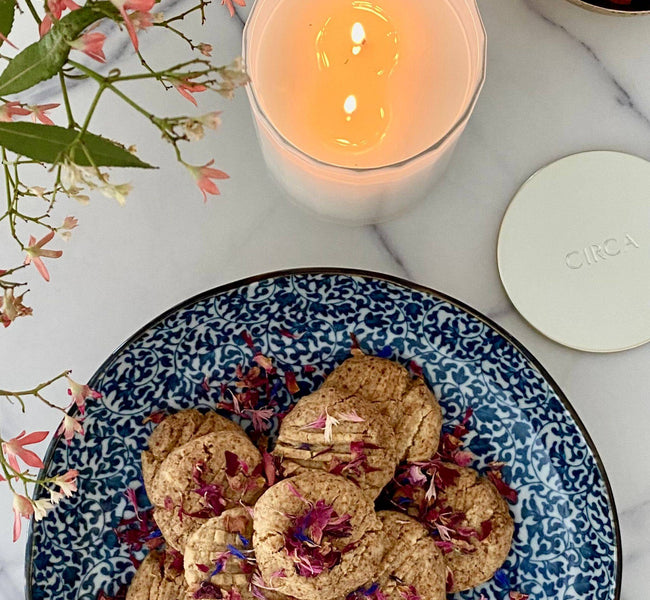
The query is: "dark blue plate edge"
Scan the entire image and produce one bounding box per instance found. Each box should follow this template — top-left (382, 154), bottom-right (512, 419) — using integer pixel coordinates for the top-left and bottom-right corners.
top-left (23, 267), bottom-right (623, 600)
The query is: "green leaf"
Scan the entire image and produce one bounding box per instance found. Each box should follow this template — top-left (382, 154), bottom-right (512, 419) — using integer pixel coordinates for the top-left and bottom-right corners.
top-left (0, 122), bottom-right (154, 168)
top-left (0, 2), bottom-right (118, 96)
top-left (0, 0), bottom-right (16, 47)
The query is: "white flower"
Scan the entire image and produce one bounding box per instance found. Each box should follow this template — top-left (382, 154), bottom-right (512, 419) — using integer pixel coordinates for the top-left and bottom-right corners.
top-left (101, 182), bottom-right (132, 205)
top-left (33, 498), bottom-right (54, 521)
top-left (201, 111), bottom-right (222, 131)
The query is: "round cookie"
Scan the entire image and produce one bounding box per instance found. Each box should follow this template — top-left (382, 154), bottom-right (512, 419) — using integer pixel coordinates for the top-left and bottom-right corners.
top-left (142, 410), bottom-right (246, 497)
top-left (150, 431), bottom-right (264, 509)
top-left (274, 387), bottom-right (398, 499)
top-left (253, 472), bottom-right (385, 600)
top-left (433, 464), bottom-right (514, 592)
top-left (126, 550), bottom-right (188, 600)
top-left (184, 507), bottom-right (255, 594)
top-left (373, 511), bottom-right (446, 600)
top-left (150, 431), bottom-right (265, 552)
top-left (323, 352), bottom-right (442, 463)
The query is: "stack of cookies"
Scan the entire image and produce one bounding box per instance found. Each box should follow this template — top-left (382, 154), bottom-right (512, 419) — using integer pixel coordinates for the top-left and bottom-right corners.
top-left (126, 350), bottom-right (514, 600)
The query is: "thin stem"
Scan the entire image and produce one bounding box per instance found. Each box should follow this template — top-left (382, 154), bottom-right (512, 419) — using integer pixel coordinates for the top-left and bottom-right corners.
top-left (59, 73), bottom-right (75, 128)
top-left (155, 23), bottom-right (199, 52)
top-left (2, 148), bottom-right (20, 247)
top-left (104, 59), bottom-right (209, 82)
top-left (0, 370), bottom-right (71, 403)
top-left (35, 392), bottom-right (68, 413)
top-left (0, 458), bottom-right (17, 493)
top-left (79, 85), bottom-right (104, 135)
top-left (23, 0), bottom-right (42, 25)
top-left (163, 1), bottom-right (210, 25)
top-left (0, 264), bottom-right (27, 277)
top-left (68, 61), bottom-right (157, 122)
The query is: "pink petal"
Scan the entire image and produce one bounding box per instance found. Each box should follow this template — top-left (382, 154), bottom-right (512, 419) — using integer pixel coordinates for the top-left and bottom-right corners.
top-left (199, 178), bottom-right (220, 196)
top-left (37, 230), bottom-right (55, 247)
top-left (120, 6), bottom-right (140, 51)
top-left (12, 507), bottom-right (21, 542)
top-left (32, 256), bottom-right (50, 281)
top-left (201, 167), bottom-right (229, 180)
top-left (19, 431), bottom-right (49, 444)
top-left (7, 455), bottom-right (19, 472)
top-left (125, 0), bottom-right (155, 11)
top-left (36, 113), bottom-right (54, 126)
top-left (176, 85), bottom-right (198, 106)
top-left (338, 410), bottom-right (365, 423)
top-left (39, 15), bottom-right (53, 37)
top-left (38, 249), bottom-right (63, 259)
top-left (16, 447), bottom-right (44, 469)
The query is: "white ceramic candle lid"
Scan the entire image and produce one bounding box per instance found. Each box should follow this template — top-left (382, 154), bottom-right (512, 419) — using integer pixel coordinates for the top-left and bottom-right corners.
top-left (497, 151), bottom-right (650, 353)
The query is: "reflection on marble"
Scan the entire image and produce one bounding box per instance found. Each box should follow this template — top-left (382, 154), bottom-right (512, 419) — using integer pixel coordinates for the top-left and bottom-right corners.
top-left (1, 0), bottom-right (649, 598)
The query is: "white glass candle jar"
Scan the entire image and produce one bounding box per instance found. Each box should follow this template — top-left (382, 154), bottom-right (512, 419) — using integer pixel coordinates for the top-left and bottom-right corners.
top-left (243, 0), bottom-right (486, 225)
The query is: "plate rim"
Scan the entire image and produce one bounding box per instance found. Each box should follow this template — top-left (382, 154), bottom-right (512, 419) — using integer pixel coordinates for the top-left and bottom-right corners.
top-left (24, 267), bottom-right (623, 600)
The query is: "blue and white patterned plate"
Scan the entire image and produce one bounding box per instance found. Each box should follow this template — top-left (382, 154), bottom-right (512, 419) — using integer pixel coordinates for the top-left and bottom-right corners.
top-left (26, 269), bottom-right (621, 600)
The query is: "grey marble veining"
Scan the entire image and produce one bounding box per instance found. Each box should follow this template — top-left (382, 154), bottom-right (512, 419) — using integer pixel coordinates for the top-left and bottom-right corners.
top-left (1, 0), bottom-right (649, 598)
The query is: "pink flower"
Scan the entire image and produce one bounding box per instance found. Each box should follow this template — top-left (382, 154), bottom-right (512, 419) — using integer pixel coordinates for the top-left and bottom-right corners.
top-left (2, 430), bottom-right (48, 472)
top-left (56, 414), bottom-right (84, 444)
top-left (245, 407), bottom-right (274, 432)
top-left (28, 103), bottom-right (59, 126)
top-left (110, 0), bottom-right (155, 51)
top-left (66, 375), bottom-right (101, 414)
top-left (40, 0), bottom-right (81, 36)
top-left (221, 0), bottom-right (245, 17)
top-left (187, 160), bottom-right (229, 202)
top-left (172, 77), bottom-right (207, 106)
top-left (0, 101), bottom-right (30, 122)
top-left (68, 32), bottom-right (107, 63)
top-left (51, 469), bottom-right (79, 497)
top-left (12, 493), bottom-right (34, 541)
top-left (23, 230), bottom-right (63, 282)
top-left (0, 289), bottom-right (32, 328)
top-left (300, 411), bottom-right (340, 442)
top-left (59, 216), bottom-right (78, 241)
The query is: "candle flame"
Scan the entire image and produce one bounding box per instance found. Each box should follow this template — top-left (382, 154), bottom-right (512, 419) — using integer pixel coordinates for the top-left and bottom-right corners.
top-left (344, 94), bottom-right (357, 116)
top-left (351, 22), bottom-right (365, 44)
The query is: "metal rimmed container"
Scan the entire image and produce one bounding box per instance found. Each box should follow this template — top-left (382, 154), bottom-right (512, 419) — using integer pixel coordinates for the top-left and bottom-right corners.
top-left (566, 0), bottom-right (650, 15)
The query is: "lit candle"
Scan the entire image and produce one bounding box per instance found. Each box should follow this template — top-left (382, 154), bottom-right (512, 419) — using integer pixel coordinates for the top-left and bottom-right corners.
top-left (244, 0), bottom-right (486, 224)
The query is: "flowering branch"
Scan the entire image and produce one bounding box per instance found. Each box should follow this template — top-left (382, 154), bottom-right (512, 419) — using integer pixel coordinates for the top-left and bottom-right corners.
top-left (0, 0), bottom-right (247, 327)
top-left (0, 0), bottom-right (247, 541)
top-left (1, 371), bottom-right (99, 539)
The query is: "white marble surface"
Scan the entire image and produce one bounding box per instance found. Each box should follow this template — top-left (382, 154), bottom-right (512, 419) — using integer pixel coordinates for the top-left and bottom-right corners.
top-left (1, 0), bottom-right (649, 597)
